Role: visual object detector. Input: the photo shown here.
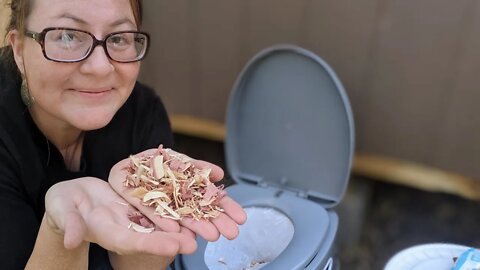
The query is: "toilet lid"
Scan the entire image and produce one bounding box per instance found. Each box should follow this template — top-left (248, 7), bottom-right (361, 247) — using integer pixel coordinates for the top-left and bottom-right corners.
top-left (225, 44), bottom-right (355, 207)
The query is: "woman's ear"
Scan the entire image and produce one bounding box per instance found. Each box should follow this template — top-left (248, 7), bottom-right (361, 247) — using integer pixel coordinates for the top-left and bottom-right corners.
top-left (7, 29), bottom-right (26, 75)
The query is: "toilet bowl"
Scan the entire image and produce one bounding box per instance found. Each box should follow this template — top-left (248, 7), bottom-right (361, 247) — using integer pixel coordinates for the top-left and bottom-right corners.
top-left (175, 44), bottom-right (354, 270)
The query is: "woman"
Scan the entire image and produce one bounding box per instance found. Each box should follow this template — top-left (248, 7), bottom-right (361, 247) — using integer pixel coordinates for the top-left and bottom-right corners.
top-left (0, 0), bottom-right (246, 269)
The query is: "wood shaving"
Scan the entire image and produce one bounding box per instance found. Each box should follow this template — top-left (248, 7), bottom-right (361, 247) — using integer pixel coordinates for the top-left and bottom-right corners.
top-left (123, 145), bottom-right (226, 221)
top-left (127, 210), bottom-right (155, 233)
top-left (244, 260), bottom-right (268, 270)
top-left (128, 222), bottom-right (155, 233)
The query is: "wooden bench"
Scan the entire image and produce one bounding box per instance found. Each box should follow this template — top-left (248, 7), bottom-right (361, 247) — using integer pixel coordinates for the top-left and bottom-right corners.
top-left (170, 114), bottom-right (480, 200)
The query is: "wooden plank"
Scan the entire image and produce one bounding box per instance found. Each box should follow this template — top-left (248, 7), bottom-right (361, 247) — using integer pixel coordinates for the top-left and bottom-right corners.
top-left (170, 114), bottom-right (225, 142)
top-left (435, 0), bottom-right (480, 179)
top-left (305, 0), bottom-right (379, 114)
top-left (140, 1), bottom-right (480, 190)
top-left (305, 0), bottom-right (380, 156)
top-left (195, 1), bottom-right (244, 121)
top-left (361, 0), bottom-right (471, 164)
top-left (139, 1), bottom-right (193, 115)
top-left (245, 0), bottom-right (309, 58)
top-left (170, 114), bottom-right (480, 200)
top-left (353, 153), bottom-right (480, 200)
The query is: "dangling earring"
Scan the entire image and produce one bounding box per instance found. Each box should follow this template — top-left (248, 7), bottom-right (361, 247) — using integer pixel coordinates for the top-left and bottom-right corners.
top-left (20, 78), bottom-right (35, 108)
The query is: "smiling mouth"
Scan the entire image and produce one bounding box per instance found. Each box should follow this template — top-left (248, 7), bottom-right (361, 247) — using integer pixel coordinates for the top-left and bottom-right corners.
top-left (72, 88), bottom-right (113, 95)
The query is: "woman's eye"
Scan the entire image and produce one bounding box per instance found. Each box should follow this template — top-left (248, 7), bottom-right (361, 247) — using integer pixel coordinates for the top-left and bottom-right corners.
top-left (109, 34), bottom-right (132, 47)
top-left (48, 30), bottom-right (85, 47)
top-left (61, 32), bottom-right (74, 42)
top-left (59, 31), bottom-right (80, 42)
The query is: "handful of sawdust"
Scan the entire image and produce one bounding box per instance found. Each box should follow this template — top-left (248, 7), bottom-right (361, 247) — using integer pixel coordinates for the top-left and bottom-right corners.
top-left (123, 146), bottom-right (226, 223)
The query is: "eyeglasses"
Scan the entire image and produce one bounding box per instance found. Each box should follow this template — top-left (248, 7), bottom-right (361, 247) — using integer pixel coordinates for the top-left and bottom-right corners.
top-left (25, 27), bottom-right (149, 63)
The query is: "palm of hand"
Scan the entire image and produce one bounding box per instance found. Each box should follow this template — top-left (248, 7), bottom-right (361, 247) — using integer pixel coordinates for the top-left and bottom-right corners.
top-left (45, 177), bottom-right (196, 256)
top-left (108, 148), bottom-right (247, 242)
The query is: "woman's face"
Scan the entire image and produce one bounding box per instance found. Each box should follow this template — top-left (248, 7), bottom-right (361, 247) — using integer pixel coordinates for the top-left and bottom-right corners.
top-left (11, 0), bottom-right (140, 131)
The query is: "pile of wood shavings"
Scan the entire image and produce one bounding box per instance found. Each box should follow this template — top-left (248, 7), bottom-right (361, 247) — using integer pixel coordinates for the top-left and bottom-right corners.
top-left (123, 146), bottom-right (226, 224)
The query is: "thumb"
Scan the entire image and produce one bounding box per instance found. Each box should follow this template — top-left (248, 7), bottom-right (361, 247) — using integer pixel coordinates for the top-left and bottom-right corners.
top-left (45, 185), bottom-right (88, 250)
top-left (63, 210), bottom-right (88, 249)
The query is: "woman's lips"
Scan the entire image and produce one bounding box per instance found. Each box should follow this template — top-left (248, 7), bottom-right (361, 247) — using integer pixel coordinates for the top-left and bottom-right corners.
top-left (75, 87), bottom-right (112, 93)
top-left (72, 88), bottom-right (113, 97)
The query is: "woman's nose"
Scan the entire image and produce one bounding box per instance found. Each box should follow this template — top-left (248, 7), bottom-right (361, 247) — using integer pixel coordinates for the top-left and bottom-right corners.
top-left (79, 46), bottom-right (114, 75)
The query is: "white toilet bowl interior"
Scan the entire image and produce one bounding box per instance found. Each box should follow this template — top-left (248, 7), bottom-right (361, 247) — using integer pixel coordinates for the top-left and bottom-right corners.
top-left (204, 207), bottom-right (295, 270)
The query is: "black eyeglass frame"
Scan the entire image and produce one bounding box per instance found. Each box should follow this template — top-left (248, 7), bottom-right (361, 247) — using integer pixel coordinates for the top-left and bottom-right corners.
top-left (24, 27), bottom-right (150, 63)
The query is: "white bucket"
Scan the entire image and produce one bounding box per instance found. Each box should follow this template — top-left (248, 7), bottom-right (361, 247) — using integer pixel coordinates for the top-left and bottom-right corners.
top-left (384, 243), bottom-right (470, 270)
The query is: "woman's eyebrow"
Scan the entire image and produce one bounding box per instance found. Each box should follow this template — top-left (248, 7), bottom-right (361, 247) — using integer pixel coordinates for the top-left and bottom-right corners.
top-left (109, 18), bottom-right (136, 28)
top-left (54, 13), bottom-right (88, 25)
top-left (53, 13), bottom-right (136, 28)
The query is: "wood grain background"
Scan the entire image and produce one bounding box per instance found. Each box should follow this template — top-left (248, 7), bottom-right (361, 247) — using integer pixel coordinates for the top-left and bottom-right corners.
top-left (138, 1), bottom-right (479, 180)
top-left (1, 1), bottom-right (478, 181)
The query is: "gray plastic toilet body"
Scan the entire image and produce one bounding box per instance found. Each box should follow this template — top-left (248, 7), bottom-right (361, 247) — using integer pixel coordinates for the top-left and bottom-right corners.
top-left (174, 211), bottom-right (338, 270)
top-left (174, 44), bottom-right (355, 270)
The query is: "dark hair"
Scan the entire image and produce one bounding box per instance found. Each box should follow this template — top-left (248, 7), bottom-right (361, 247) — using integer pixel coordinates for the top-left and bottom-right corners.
top-left (0, 0), bottom-right (143, 70)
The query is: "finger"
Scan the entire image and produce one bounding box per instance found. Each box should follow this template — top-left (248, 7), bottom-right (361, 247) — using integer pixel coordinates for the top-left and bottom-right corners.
top-left (137, 230), bottom-right (197, 255)
top-left (218, 196), bottom-right (247, 225)
top-left (192, 160), bottom-right (224, 181)
top-left (98, 222), bottom-right (197, 256)
top-left (45, 185), bottom-right (89, 249)
top-left (210, 212), bottom-right (239, 240)
top-left (179, 226), bottom-right (196, 239)
top-left (153, 219), bottom-right (180, 232)
top-left (89, 207), bottom-right (196, 255)
top-left (63, 211), bottom-right (88, 249)
top-left (180, 218), bottom-right (220, 242)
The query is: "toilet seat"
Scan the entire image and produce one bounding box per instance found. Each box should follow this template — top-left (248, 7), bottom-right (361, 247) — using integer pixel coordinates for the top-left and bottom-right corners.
top-left (176, 44), bottom-right (354, 270)
top-left (179, 184), bottom-right (331, 270)
top-left (227, 184), bottom-right (331, 269)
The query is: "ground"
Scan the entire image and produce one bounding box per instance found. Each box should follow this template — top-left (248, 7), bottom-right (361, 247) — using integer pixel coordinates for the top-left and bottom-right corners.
top-left (339, 181), bottom-right (480, 269)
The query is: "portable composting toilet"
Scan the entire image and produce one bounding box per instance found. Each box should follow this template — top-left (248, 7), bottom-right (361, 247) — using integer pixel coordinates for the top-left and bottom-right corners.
top-left (174, 44), bottom-right (355, 270)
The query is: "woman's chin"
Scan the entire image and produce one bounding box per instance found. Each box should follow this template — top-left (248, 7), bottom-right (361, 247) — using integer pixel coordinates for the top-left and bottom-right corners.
top-left (70, 113), bottom-right (116, 131)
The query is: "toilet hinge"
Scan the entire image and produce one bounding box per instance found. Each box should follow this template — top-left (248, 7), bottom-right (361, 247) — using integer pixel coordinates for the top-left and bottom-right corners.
top-left (297, 190), bottom-right (308, 198)
top-left (258, 181), bottom-right (269, 188)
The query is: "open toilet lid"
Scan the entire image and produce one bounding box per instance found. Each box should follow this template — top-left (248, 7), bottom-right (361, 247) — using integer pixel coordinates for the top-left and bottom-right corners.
top-left (225, 44), bottom-right (355, 207)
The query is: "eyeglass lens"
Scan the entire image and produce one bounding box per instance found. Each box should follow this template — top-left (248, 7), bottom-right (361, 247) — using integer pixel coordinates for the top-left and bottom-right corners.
top-left (43, 29), bottom-right (147, 62)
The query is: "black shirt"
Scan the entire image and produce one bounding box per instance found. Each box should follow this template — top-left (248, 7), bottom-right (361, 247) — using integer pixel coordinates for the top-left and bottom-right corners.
top-left (0, 58), bottom-right (173, 269)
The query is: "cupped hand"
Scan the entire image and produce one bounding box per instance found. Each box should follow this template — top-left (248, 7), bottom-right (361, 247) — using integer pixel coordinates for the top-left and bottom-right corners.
top-left (45, 177), bottom-right (197, 256)
top-left (108, 148), bottom-right (247, 242)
